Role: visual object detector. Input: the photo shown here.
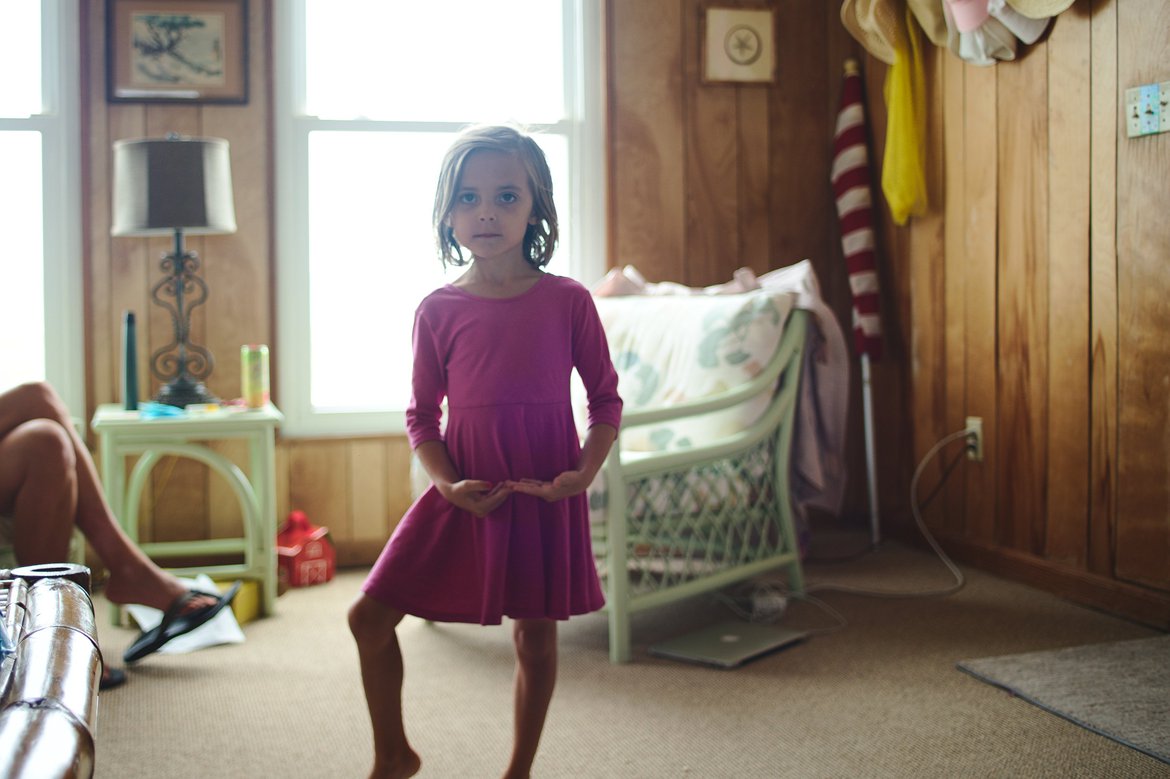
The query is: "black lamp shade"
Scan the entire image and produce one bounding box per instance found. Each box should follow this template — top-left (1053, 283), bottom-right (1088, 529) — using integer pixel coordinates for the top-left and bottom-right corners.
top-left (111, 136), bottom-right (237, 236)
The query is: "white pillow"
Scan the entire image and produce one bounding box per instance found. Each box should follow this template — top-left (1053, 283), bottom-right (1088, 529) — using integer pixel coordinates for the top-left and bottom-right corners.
top-left (593, 287), bottom-right (796, 452)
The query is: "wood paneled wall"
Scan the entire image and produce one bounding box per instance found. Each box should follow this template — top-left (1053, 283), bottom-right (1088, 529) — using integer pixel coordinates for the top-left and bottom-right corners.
top-left (888, 0), bottom-right (1170, 627)
top-left (80, 2), bottom-right (1169, 625)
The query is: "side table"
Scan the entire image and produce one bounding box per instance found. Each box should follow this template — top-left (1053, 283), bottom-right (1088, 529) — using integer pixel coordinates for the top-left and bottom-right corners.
top-left (91, 404), bottom-right (283, 618)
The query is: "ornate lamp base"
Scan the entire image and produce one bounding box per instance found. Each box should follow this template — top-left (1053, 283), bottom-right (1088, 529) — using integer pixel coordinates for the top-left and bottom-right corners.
top-left (148, 229), bottom-right (219, 409)
top-left (154, 376), bottom-right (219, 408)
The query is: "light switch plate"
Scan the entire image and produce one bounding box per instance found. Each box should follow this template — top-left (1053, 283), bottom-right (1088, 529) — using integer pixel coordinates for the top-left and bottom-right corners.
top-left (1125, 81), bottom-right (1169, 138)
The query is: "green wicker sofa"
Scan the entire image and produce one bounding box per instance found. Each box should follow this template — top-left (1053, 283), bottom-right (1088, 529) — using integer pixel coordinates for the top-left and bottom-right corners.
top-left (587, 287), bottom-right (809, 663)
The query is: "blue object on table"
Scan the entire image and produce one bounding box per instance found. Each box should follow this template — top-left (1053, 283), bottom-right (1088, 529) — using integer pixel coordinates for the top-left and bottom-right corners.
top-left (138, 402), bottom-right (185, 419)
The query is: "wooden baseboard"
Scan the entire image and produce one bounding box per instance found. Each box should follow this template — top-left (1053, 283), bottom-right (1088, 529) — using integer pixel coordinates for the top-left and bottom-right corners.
top-left (335, 540), bottom-right (387, 568)
top-left (892, 529), bottom-right (1170, 630)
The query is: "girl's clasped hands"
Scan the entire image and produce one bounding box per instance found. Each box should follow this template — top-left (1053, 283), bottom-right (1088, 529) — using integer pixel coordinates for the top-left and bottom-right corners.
top-left (440, 470), bottom-right (590, 517)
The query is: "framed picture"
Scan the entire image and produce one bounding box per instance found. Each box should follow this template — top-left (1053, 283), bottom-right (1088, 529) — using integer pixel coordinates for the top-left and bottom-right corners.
top-left (702, 7), bottom-right (776, 85)
top-left (107, 0), bottom-right (248, 103)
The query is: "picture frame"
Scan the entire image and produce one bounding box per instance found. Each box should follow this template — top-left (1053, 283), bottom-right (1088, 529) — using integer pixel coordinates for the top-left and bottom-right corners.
top-left (106, 0), bottom-right (249, 103)
top-left (702, 7), bottom-right (776, 85)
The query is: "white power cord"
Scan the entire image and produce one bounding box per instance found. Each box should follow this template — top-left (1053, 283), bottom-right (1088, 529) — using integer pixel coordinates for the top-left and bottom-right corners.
top-left (715, 427), bottom-right (972, 631)
top-left (803, 427), bottom-right (969, 600)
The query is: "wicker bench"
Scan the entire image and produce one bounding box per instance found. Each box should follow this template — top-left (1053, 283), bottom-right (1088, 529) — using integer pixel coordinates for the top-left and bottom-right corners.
top-left (587, 290), bottom-right (809, 662)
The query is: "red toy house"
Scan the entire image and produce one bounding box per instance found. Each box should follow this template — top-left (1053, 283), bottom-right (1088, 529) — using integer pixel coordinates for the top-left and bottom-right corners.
top-left (277, 510), bottom-right (336, 590)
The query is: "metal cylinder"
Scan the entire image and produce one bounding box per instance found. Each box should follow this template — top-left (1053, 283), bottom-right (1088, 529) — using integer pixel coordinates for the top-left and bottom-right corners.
top-left (22, 577), bottom-right (97, 641)
top-left (0, 700), bottom-right (95, 779)
top-left (13, 579), bottom-right (102, 732)
top-left (10, 628), bottom-right (101, 732)
top-left (0, 576), bottom-right (101, 778)
top-left (2, 577), bottom-right (28, 638)
top-left (11, 563), bottom-right (92, 594)
top-left (241, 344), bottom-right (270, 408)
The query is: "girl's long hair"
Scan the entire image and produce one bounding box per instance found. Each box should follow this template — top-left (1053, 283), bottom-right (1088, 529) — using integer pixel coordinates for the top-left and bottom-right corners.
top-left (433, 124), bottom-right (559, 268)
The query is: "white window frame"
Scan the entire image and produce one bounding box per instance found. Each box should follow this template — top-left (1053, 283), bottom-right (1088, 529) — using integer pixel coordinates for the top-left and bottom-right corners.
top-left (274, 1), bottom-right (605, 438)
top-left (0, 1), bottom-right (84, 416)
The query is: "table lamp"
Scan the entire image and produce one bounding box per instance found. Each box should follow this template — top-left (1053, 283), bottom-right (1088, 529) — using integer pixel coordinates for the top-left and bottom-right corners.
top-left (111, 134), bottom-right (236, 407)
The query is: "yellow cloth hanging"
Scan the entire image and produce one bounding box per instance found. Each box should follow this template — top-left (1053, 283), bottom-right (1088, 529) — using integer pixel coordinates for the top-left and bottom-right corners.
top-left (881, 2), bottom-right (928, 225)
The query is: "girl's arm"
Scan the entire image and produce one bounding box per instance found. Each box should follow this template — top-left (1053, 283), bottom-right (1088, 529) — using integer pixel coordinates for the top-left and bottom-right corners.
top-left (415, 439), bottom-right (511, 517)
top-left (408, 308), bottom-right (510, 517)
top-left (510, 283), bottom-right (621, 502)
top-left (577, 422), bottom-right (618, 483)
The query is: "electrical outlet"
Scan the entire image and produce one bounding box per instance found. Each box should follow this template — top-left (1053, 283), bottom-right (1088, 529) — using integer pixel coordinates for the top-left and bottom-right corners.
top-left (965, 416), bottom-right (983, 462)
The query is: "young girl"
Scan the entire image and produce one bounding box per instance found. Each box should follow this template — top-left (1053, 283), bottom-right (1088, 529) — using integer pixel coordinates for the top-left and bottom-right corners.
top-left (348, 125), bottom-right (622, 779)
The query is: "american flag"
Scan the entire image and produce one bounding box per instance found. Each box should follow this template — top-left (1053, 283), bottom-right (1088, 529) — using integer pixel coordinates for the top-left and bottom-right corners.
top-left (831, 60), bottom-right (883, 360)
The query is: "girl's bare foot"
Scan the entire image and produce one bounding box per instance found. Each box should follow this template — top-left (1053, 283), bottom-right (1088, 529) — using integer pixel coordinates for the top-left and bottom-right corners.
top-left (370, 750), bottom-right (421, 779)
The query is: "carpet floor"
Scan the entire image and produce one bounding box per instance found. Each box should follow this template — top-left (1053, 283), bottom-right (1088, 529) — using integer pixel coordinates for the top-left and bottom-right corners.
top-left (90, 537), bottom-right (1170, 778)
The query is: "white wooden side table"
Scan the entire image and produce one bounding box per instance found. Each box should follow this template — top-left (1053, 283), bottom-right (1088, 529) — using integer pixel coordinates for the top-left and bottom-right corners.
top-left (91, 403), bottom-right (283, 618)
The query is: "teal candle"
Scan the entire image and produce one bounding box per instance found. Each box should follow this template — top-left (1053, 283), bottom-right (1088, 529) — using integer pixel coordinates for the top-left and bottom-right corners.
top-left (123, 310), bottom-right (138, 410)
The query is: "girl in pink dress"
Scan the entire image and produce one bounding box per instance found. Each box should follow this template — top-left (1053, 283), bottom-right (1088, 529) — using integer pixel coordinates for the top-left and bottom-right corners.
top-left (348, 125), bottom-right (622, 779)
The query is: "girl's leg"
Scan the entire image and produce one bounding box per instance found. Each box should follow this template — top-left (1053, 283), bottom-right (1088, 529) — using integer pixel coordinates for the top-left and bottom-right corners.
top-left (348, 593), bottom-right (420, 779)
top-left (504, 618), bottom-right (558, 779)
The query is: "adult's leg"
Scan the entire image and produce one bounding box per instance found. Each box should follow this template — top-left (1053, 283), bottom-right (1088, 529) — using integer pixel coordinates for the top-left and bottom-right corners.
top-left (0, 415), bottom-right (128, 689)
top-left (0, 419), bottom-right (78, 562)
top-left (0, 382), bottom-right (210, 612)
top-left (504, 618), bottom-right (558, 779)
top-left (348, 593), bottom-right (420, 779)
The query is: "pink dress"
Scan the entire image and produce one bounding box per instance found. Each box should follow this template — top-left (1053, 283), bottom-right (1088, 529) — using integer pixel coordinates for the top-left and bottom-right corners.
top-left (362, 274), bottom-right (622, 623)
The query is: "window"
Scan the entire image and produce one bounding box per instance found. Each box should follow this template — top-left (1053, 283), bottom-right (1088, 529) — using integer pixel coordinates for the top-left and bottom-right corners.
top-left (0, 1), bottom-right (84, 414)
top-left (275, 0), bottom-right (605, 437)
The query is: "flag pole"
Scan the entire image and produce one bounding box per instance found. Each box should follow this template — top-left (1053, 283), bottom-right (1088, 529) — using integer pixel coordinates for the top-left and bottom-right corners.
top-left (833, 57), bottom-right (883, 548)
top-left (861, 352), bottom-right (880, 547)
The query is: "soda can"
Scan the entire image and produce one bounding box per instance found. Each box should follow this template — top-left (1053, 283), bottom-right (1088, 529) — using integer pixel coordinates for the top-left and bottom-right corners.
top-left (241, 344), bottom-right (270, 408)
